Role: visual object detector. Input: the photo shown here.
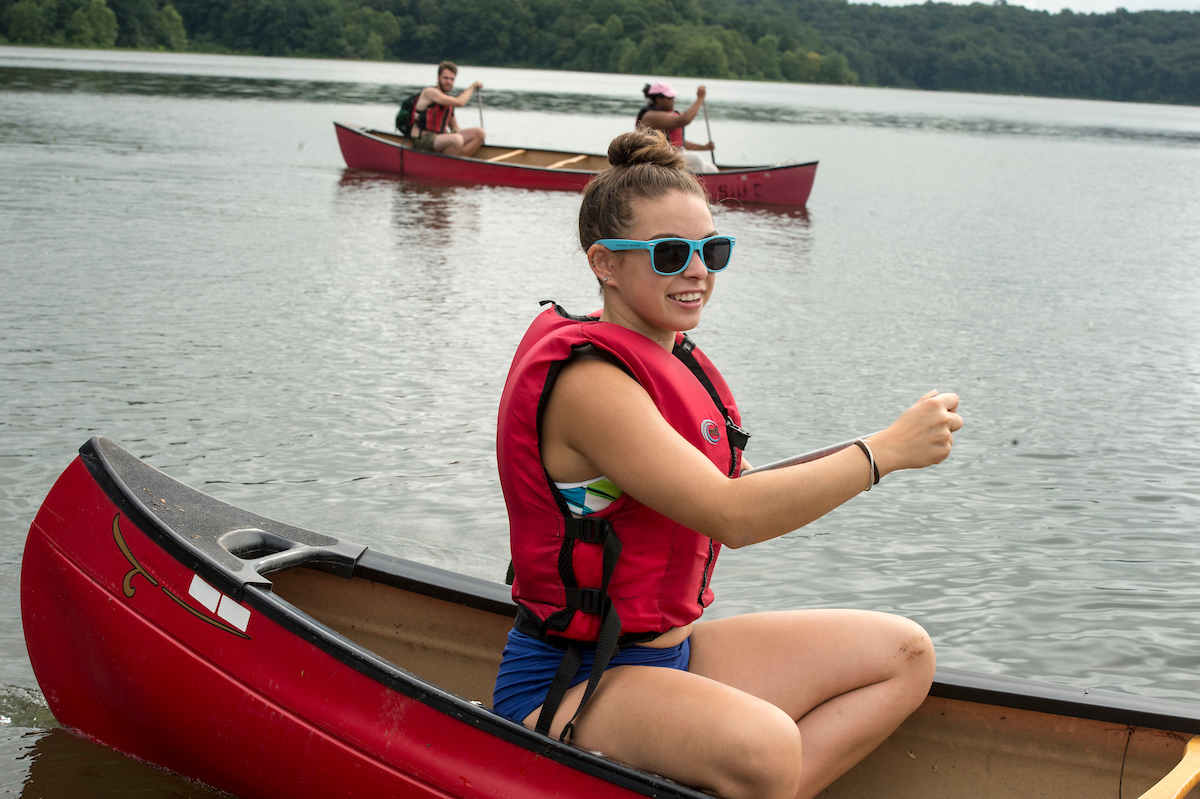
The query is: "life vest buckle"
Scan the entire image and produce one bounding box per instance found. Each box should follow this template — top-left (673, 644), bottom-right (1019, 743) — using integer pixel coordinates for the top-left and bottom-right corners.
top-left (565, 517), bottom-right (611, 543)
top-left (726, 418), bottom-right (751, 450)
top-left (566, 587), bottom-right (605, 614)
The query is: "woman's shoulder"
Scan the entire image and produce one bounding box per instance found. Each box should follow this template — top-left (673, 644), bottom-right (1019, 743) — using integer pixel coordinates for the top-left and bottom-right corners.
top-left (638, 108), bottom-right (682, 128)
top-left (552, 354), bottom-right (646, 413)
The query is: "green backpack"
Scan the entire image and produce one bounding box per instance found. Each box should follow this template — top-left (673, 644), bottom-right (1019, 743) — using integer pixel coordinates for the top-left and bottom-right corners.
top-left (395, 92), bottom-right (420, 137)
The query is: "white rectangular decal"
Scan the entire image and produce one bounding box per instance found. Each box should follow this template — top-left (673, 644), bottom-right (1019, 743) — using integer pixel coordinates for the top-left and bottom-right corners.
top-left (217, 595), bottom-right (251, 632)
top-left (188, 574), bottom-right (221, 613)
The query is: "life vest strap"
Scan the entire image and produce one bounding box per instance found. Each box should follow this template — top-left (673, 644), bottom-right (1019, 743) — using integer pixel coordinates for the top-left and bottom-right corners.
top-left (673, 335), bottom-right (751, 467)
top-left (513, 604), bottom-right (657, 649)
top-left (534, 527), bottom-right (624, 739)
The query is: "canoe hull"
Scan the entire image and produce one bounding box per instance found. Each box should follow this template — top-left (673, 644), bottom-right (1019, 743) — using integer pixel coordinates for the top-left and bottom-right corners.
top-left (22, 448), bottom-right (652, 799)
top-left (334, 123), bottom-right (818, 206)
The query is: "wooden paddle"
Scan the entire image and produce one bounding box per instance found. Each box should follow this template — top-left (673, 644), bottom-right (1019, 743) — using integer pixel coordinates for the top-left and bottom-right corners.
top-left (702, 99), bottom-right (715, 164)
top-left (477, 89), bottom-right (484, 129)
top-left (1140, 736), bottom-right (1200, 799)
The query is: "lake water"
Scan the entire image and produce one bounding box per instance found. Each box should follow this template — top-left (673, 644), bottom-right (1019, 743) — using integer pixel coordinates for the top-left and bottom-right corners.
top-left (1, 46), bottom-right (1199, 796)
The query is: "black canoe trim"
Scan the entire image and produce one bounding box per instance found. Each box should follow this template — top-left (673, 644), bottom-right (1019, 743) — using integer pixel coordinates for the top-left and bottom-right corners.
top-left (931, 666), bottom-right (1200, 735)
top-left (78, 437), bottom-right (711, 799)
top-left (77, 437), bottom-right (1200, 796)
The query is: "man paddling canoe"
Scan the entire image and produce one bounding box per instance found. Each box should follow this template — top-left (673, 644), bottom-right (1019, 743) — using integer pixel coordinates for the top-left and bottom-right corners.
top-left (410, 60), bottom-right (485, 157)
top-left (494, 128), bottom-right (963, 798)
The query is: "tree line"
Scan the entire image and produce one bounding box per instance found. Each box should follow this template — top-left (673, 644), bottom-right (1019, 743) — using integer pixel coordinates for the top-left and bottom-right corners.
top-left (2, 0), bottom-right (1197, 105)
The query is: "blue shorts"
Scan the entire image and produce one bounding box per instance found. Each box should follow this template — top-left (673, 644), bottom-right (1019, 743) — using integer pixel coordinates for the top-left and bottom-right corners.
top-left (492, 628), bottom-right (691, 724)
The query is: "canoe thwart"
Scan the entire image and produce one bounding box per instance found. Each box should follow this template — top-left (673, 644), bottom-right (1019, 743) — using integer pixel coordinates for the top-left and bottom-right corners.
top-left (546, 154), bottom-right (588, 169)
top-left (1138, 736), bottom-right (1200, 799)
top-left (486, 149), bottom-right (526, 163)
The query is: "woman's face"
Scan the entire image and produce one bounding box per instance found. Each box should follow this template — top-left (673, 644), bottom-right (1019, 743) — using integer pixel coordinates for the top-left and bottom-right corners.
top-left (655, 95), bottom-right (675, 111)
top-left (591, 190), bottom-right (718, 347)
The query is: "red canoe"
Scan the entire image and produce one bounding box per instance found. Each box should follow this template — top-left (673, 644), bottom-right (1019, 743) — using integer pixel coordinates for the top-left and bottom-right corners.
top-left (21, 438), bottom-right (1200, 798)
top-left (334, 122), bottom-right (818, 206)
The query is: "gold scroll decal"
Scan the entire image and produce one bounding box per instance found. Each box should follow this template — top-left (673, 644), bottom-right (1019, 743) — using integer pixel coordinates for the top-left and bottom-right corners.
top-left (113, 514), bottom-right (158, 597)
top-left (111, 514), bottom-right (251, 640)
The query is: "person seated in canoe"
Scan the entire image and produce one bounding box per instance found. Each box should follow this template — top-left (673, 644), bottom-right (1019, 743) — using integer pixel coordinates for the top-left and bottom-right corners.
top-left (410, 61), bottom-right (485, 157)
top-left (493, 128), bottom-right (964, 799)
top-left (636, 81), bottom-right (719, 175)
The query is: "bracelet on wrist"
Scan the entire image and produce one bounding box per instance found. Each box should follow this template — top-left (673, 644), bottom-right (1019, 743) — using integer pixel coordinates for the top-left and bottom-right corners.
top-left (851, 438), bottom-right (881, 491)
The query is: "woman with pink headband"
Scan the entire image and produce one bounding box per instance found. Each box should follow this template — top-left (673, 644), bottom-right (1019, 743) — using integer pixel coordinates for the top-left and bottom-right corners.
top-left (635, 81), bottom-right (719, 174)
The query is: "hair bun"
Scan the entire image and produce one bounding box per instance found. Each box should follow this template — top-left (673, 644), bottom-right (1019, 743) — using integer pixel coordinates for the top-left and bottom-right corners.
top-left (607, 129), bottom-right (685, 170)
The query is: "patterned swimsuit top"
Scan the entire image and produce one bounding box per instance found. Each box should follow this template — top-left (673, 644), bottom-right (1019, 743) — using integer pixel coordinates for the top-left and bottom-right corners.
top-left (552, 476), bottom-right (622, 517)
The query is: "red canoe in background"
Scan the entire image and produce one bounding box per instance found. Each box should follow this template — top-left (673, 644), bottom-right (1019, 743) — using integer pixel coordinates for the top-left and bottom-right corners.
top-left (21, 438), bottom-right (1200, 798)
top-left (334, 122), bottom-right (818, 206)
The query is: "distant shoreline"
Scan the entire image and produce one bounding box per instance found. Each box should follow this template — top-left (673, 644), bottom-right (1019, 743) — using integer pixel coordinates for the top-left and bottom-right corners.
top-left (3, 0), bottom-right (1199, 110)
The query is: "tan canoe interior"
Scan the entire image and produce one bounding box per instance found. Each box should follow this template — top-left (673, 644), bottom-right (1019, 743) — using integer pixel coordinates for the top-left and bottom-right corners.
top-left (367, 130), bottom-right (750, 175)
top-left (270, 566), bottom-right (1199, 799)
top-left (369, 130), bottom-right (611, 171)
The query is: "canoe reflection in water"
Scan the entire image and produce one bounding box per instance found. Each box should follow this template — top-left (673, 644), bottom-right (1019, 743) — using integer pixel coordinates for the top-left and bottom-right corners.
top-left (20, 438), bottom-right (1200, 799)
top-left (19, 727), bottom-right (225, 799)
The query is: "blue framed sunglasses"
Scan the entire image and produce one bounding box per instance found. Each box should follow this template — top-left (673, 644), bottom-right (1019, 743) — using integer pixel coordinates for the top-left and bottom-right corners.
top-left (594, 235), bottom-right (736, 276)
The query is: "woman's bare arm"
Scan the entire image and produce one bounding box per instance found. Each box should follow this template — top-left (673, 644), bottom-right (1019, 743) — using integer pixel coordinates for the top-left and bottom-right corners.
top-left (541, 357), bottom-right (961, 549)
top-left (641, 86), bottom-right (706, 130)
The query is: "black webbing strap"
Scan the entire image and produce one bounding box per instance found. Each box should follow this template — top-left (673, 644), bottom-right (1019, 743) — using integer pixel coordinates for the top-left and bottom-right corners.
top-left (672, 336), bottom-right (750, 473)
top-left (542, 517), bottom-right (612, 632)
top-left (534, 526), bottom-right (623, 739)
top-left (535, 642), bottom-right (583, 735)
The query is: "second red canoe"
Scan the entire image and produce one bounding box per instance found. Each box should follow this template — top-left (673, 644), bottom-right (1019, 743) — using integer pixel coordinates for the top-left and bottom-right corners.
top-left (334, 122), bottom-right (817, 207)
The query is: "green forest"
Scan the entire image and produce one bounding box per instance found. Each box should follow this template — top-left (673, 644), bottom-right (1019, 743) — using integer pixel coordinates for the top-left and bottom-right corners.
top-left (2, 0), bottom-right (1198, 104)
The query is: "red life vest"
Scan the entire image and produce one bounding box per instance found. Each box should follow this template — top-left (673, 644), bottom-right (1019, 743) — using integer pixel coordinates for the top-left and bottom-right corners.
top-left (414, 88), bottom-right (455, 134)
top-left (497, 303), bottom-right (749, 644)
top-left (635, 106), bottom-right (684, 147)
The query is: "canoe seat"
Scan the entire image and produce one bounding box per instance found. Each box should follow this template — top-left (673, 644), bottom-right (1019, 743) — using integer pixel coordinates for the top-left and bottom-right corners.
top-left (486, 149), bottom-right (526, 163)
top-left (546, 154), bottom-right (588, 169)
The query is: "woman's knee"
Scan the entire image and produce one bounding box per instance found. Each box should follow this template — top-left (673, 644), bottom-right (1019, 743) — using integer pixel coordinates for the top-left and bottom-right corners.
top-left (891, 616), bottom-right (936, 691)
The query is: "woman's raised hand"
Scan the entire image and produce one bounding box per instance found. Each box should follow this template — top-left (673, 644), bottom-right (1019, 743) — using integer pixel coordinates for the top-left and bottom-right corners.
top-left (871, 390), bottom-right (963, 477)
top-left (696, 85), bottom-right (707, 100)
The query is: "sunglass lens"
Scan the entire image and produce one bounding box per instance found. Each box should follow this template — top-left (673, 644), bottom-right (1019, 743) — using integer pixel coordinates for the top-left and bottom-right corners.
top-left (652, 241), bottom-right (692, 274)
top-left (702, 238), bottom-right (732, 271)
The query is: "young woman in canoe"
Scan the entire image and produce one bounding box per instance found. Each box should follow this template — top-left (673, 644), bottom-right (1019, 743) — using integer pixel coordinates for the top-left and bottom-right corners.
top-left (494, 128), bottom-right (963, 799)
top-left (636, 81), bottom-right (719, 174)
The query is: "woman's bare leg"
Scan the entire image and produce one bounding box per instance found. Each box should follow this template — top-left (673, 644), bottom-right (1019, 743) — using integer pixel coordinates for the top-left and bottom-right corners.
top-left (525, 664), bottom-right (802, 799)
top-left (688, 609), bottom-right (935, 799)
top-left (521, 609), bottom-right (931, 799)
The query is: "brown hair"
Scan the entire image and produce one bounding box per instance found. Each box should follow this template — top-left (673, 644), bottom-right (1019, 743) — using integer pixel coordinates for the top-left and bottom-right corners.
top-left (578, 129), bottom-right (706, 255)
top-left (437, 61), bottom-right (458, 76)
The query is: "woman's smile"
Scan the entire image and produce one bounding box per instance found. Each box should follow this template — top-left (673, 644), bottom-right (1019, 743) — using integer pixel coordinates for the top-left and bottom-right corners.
top-left (668, 290), bottom-right (705, 305)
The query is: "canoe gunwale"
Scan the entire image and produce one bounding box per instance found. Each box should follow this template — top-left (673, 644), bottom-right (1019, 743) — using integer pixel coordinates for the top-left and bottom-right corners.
top-left (932, 667), bottom-right (1200, 736)
top-left (76, 436), bottom-right (713, 799)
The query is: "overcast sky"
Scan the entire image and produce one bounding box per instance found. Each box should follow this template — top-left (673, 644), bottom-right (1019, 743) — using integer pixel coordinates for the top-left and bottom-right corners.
top-left (851, 0), bottom-right (1199, 13)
